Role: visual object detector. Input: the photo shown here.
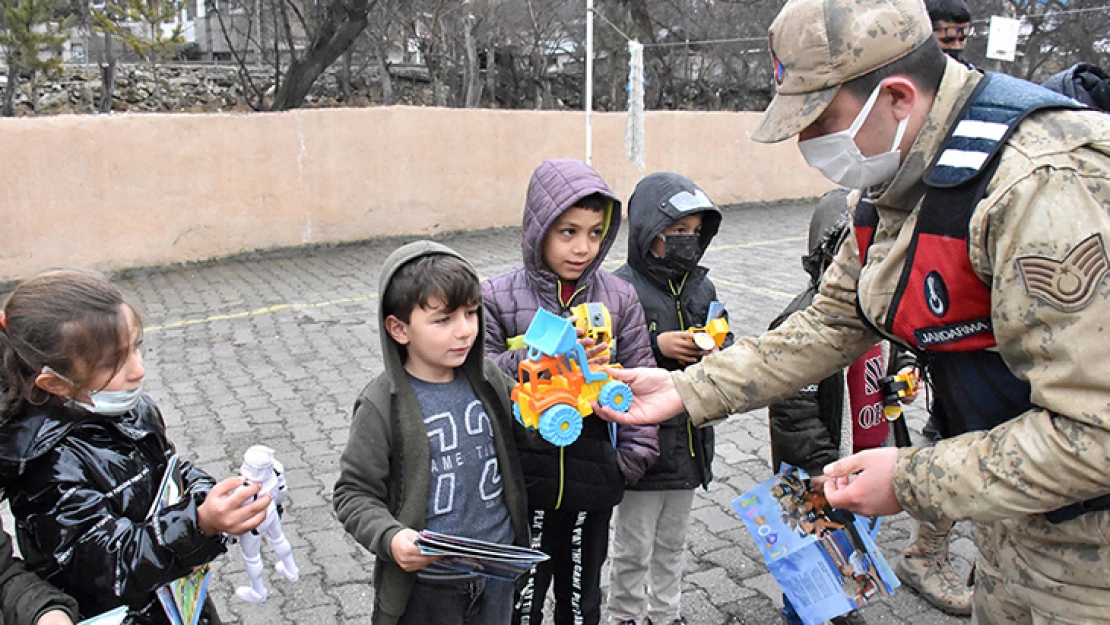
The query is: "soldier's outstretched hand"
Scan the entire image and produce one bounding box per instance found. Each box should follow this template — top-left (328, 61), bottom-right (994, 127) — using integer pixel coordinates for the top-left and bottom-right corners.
top-left (821, 448), bottom-right (903, 516)
top-left (591, 366), bottom-right (685, 425)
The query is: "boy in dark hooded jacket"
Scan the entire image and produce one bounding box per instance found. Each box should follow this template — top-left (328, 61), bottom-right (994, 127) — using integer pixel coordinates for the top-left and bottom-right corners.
top-left (482, 158), bottom-right (659, 625)
top-left (334, 241), bottom-right (530, 625)
top-left (608, 172), bottom-right (732, 625)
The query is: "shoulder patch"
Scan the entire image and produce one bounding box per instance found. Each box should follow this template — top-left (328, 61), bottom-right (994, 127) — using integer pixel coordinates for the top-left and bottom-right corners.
top-left (1016, 233), bottom-right (1109, 312)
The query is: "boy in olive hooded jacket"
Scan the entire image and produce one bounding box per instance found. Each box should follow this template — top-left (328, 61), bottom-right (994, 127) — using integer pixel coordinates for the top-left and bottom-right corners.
top-left (334, 241), bottom-right (529, 625)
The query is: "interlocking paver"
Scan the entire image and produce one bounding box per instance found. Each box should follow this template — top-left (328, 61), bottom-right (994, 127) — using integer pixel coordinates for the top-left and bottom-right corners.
top-left (3, 200), bottom-right (979, 624)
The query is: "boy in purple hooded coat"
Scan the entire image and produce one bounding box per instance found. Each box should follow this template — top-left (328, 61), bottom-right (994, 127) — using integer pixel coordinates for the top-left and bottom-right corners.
top-left (482, 158), bottom-right (659, 625)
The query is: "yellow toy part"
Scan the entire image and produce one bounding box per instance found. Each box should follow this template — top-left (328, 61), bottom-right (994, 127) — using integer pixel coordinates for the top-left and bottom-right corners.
top-left (570, 302), bottom-right (616, 362)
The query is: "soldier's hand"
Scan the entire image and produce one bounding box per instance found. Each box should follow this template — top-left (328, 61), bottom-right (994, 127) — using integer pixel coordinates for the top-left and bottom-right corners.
top-left (198, 477), bottom-right (270, 536)
top-left (658, 331), bottom-right (704, 362)
top-left (591, 366), bottom-right (685, 425)
top-left (821, 448), bottom-right (903, 516)
top-left (390, 528), bottom-right (441, 572)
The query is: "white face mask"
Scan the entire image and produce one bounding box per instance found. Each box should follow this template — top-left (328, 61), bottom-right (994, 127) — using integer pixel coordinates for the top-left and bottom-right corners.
top-left (797, 82), bottom-right (909, 189)
top-left (42, 366), bottom-right (144, 416)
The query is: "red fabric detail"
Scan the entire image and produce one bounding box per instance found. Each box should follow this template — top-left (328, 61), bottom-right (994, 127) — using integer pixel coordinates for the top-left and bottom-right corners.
top-left (559, 281), bottom-right (577, 306)
top-left (846, 344), bottom-right (889, 452)
top-left (890, 233), bottom-right (995, 351)
top-left (856, 226), bottom-right (875, 264)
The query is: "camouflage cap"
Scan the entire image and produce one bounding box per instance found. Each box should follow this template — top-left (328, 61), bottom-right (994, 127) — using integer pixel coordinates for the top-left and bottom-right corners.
top-left (750, 0), bottom-right (933, 143)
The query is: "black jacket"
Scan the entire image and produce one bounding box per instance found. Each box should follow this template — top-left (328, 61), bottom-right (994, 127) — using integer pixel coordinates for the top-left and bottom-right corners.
top-left (0, 515), bottom-right (78, 625)
top-left (0, 396), bottom-right (226, 624)
top-left (767, 189), bottom-right (914, 474)
top-left (1041, 63), bottom-right (1110, 112)
top-left (614, 172), bottom-right (732, 491)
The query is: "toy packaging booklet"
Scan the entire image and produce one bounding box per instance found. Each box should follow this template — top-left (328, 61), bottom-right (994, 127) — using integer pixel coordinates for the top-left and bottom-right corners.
top-left (156, 565), bottom-right (211, 625)
top-left (416, 530), bottom-right (550, 581)
top-left (732, 466), bottom-right (899, 625)
top-left (77, 606), bottom-right (129, 625)
top-left (149, 455), bottom-right (212, 625)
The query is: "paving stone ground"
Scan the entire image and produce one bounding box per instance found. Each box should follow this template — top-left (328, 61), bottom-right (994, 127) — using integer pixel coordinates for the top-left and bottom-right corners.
top-left (14, 200), bottom-right (976, 624)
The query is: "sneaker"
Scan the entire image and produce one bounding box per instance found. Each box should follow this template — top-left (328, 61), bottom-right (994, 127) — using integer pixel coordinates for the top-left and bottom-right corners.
top-left (781, 602), bottom-right (804, 625)
top-left (831, 610), bottom-right (866, 625)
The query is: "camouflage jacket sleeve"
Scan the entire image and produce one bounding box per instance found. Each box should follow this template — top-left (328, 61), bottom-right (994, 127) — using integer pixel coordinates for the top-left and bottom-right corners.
top-left (673, 230), bottom-right (881, 426)
top-left (895, 113), bottom-right (1110, 523)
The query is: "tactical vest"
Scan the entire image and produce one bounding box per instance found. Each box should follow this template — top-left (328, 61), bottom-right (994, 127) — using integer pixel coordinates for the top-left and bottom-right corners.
top-left (855, 72), bottom-right (1106, 522)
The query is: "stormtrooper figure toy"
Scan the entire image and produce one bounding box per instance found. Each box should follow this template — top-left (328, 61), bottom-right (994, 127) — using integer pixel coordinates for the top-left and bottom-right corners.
top-left (234, 445), bottom-right (300, 602)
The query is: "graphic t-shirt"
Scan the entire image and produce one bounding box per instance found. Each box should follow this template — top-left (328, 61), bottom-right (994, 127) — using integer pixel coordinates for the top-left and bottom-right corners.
top-left (845, 344), bottom-right (890, 453)
top-left (408, 372), bottom-right (513, 576)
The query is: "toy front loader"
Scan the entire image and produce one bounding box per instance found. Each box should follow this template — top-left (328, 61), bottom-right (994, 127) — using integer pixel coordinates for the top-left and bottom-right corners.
top-left (511, 307), bottom-right (633, 446)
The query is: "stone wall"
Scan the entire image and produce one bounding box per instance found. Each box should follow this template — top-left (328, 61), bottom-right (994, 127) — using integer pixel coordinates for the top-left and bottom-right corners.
top-left (0, 63), bottom-right (425, 115)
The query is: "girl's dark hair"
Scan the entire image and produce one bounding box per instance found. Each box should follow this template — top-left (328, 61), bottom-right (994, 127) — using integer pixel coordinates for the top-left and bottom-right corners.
top-left (0, 270), bottom-right (141, 413)
top-left (382, 254), bottom-right (481, 323)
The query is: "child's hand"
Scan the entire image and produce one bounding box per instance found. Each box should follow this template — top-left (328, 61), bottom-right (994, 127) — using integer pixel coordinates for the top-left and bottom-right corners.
top-left (896, 366), bottom-right (920, 404)
top-left (583, 337), bottom-right (611, 365)
top-left (657, 331), bottom-right (704, 363)
top-left (197, 477), bottom-right (270, 536)
top-left (390, 528), bottom-right (441, 572)
top-left (35, 610), bottom-right (73, 625)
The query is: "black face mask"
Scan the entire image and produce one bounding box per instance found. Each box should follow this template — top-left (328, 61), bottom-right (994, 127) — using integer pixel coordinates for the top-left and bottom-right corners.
top-left (944, 48), bottom-right (969, 65)
top-left (657, 233), bottom-right (703, 275)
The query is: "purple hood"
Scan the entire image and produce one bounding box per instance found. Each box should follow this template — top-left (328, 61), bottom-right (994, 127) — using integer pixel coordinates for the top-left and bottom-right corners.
top-left (483, 158), bottom-right (659, 488)
top-left (520, 158), bottom-right (623, 303)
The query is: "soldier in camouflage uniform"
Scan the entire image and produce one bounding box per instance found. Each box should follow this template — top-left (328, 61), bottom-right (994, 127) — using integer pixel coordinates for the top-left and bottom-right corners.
top-left (594, 0), bottom-right (1110, 623)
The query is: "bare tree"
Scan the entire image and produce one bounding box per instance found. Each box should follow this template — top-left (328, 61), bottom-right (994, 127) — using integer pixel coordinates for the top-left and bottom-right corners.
top-left (462, 12), bottom-right (481, 107)
top-left (210, 0), bottom-right (379, 110)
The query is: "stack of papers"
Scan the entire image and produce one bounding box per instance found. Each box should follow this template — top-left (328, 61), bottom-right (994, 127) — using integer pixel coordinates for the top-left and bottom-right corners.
top-left (416, 530), bottom-right (549, 581)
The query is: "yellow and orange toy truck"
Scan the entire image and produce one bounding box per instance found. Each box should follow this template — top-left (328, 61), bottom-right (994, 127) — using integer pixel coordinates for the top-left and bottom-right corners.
top-left (511, 306), bottom-right (633, 446)
top-left (687, 301), bottom-right (729, 352)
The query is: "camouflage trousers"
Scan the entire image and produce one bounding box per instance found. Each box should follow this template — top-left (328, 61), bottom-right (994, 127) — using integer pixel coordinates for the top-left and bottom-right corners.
top-left (971, 511), bottom-right (1110, 624)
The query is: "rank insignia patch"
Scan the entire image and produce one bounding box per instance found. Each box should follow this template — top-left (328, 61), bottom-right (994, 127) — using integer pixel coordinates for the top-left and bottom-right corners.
top-left (1016, 233), bottom-right (1109, 312)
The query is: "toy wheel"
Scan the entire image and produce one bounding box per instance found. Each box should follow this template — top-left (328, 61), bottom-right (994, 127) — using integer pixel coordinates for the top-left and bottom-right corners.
top-left (538, 404), bottom-right (583, 447)
top-left (599, 380), bottom-right (633, 413)
top-left (512, 402), bottom-right (525, 426)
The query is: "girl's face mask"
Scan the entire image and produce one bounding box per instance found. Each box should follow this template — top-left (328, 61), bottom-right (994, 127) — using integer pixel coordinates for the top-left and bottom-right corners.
top-left (41, 366), bottom-right (143, 416)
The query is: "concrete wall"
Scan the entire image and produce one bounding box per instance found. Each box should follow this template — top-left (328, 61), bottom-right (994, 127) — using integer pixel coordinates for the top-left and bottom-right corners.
top-left (0, 106), bottom-right (831, 282)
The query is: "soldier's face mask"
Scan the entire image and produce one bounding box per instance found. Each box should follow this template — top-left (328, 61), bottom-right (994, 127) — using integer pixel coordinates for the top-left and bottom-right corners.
top-left (798, 82), bottom-right (908, 189)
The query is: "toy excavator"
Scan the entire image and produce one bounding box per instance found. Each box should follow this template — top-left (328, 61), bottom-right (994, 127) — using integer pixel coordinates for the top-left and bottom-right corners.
top-left (511, 306), bottom-right (633, 446)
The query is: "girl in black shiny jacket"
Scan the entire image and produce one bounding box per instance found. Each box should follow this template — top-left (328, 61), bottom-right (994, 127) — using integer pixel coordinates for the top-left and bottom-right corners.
top-left (0, 270), bottom-right (271, 624)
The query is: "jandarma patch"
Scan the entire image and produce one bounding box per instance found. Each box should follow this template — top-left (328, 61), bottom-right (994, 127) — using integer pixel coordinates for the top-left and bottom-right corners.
top-left (1015, 233), bottom-right (1109, 312)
